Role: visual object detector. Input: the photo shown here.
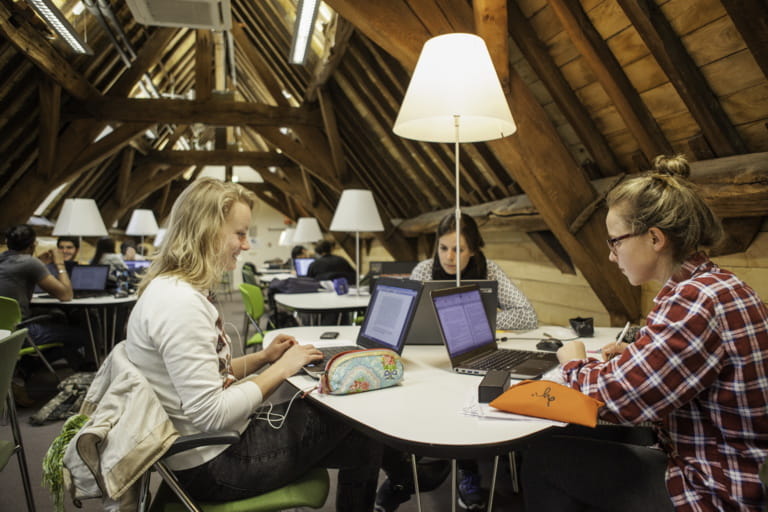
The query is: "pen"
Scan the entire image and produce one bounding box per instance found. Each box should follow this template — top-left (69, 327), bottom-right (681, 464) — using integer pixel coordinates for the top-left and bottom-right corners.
top-left (608, 321), bottom-right (631, 360)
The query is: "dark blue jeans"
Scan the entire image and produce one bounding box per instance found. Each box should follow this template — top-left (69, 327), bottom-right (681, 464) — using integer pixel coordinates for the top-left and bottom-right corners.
top-left (175, 399), bottom-right (382, 511)
top-left (26, 320), bottom-right (89, 371)
top-left (521, 429), bottom-right (673, 512)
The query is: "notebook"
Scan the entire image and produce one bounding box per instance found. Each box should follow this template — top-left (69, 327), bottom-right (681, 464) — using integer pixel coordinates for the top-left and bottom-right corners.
top-left (69, 265), bottom-right (111, 298)
top-left (431, 285), bottom-right (558, 379)
top-left (406, 280), bottom-right (498, 345)
top-left (303, 277), bottom-right (422, 377)
top-left (293, 257), bottom-right (315, 277)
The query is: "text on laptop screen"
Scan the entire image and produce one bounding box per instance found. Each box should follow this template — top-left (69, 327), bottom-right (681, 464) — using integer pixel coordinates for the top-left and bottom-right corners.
top-left (361, 284), bottom-right (419, 350)
top-left (433, 288), bottom-right (494, 358)
top-left (70, 265), bottom-right (109, 291)
top-left (294, 258), bottom-right (315, 276)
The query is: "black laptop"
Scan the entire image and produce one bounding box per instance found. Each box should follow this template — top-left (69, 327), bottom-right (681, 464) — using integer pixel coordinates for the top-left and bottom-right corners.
top-left (431, 285), bottom-right (558, 379)
top-left (303, 277), bottom-right (423, 377)
top-left (406, 280), bottom-right (498, 345)
top-left (70, 265), bottom-right (111, 298)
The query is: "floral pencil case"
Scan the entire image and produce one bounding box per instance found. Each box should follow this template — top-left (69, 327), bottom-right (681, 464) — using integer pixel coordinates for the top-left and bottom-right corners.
top-left (319, 348), bottom-right (404, 395)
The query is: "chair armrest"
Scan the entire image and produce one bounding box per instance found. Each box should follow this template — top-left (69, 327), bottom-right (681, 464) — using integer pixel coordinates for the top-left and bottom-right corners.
top-left (18, 313), bottom-right (60, 327)
top-left (163, 431), bottom-right (241, 458)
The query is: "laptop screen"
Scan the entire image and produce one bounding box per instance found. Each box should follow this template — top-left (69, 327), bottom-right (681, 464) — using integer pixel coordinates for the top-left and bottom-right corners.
top-left (294, 257), bottom-right (315, 277)
top-left (70, 265), bottom-right (110, 291)
top-left (125, 260), bottom-right (151, 274)
top-left (432, 286), bottom-right (495, 358)
top-left (358, 277), bottom-right (421, 353)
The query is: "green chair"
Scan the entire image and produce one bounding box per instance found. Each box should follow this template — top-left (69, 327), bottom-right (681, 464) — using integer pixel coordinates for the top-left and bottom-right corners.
top-left (0, 328), bottom-right (37, 511)
top-left (140, 432), bottom-right (329, 512)
top-left (0, 296), bottom-right (62, 379)
top-left (238, 283), bottom-right (268, 353)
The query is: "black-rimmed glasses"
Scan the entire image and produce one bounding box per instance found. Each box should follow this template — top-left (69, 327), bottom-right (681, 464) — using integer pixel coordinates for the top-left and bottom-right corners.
top-left (606, 232), bottom-right (644, 254)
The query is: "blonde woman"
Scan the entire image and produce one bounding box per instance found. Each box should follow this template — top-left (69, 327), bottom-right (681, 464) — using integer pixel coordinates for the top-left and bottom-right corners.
top-left (522, 156), bottom-right (768, 511)
top-left (125, 178), bottom-right (381, 510)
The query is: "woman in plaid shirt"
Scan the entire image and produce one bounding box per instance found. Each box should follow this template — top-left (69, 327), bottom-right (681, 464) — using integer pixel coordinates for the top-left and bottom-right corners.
top-left (522, 155), bottom-right (767, 511)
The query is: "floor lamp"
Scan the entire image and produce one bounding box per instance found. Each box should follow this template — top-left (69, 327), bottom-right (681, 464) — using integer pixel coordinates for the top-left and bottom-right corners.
top-left (330, 189), bottom-right (384, 295)
top-left (52, 198), bottom-right (108, 263)
top-left (393, 33), bottom-right (516, 286)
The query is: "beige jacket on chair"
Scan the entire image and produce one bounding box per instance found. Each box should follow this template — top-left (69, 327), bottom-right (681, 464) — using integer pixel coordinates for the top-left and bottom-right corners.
top-left (63, 342), bottom-right (179, 511)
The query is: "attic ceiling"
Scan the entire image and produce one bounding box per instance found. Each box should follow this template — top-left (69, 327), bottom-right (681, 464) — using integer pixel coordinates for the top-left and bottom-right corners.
top-left (1, 0), bottom-right (767, 323)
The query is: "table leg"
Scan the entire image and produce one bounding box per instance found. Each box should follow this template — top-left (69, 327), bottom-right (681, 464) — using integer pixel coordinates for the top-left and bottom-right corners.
top-left (84, 307), bottom-right (100, 366)
top-left (508, 451), bottom-right (519, 493)
top-left (451, 459), bottom-right (457, 512)
top-left (488, 455), bottom-right (499, 512)
top-left (410, 454), bottom-right (422, 512)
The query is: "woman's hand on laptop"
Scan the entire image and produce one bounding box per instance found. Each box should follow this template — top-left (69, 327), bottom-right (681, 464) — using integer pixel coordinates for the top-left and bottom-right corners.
top-left (272, 343), bottom-right (324, 377)
top-left (263, 334), bottom-right (298, 363)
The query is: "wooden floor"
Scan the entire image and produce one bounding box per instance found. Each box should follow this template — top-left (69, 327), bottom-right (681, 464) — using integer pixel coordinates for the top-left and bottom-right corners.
top-left (1, 292), bottom-right (524, 511)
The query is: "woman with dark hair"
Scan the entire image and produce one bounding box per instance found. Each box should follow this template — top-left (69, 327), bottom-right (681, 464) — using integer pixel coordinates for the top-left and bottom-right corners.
top-left (521, 155), bottom-right (768, 511)
top-left (91, 236), bottom-right (128, 282)
top-left (411, 213), bottom-right (537, 330)
top-left (376, 213), bottom-right (538, 512)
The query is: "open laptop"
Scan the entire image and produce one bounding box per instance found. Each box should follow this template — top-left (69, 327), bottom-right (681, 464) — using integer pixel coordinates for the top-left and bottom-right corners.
top-left (125, 259), bottom-right (151, 276)
top-left (303, 277), bottom-right (422, 377)
top-left (431, 284), bottom-right (558, 379)
top-left (406, 280), bottom-right (498, 345)
top-left (69, 265), bottom-right (111, 298)
top-left (293, 257), bottom-right (315, 277)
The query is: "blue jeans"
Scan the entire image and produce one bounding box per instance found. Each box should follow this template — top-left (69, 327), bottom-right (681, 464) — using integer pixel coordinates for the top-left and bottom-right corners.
top-left (175, 399), bottom-right (382, 511)
top-left (26, 320), bottom-right (89, 370)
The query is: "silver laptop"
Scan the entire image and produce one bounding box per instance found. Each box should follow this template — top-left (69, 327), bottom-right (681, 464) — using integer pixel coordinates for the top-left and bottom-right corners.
top-left (406, 280), bottom-right (498, 345)
top-left (303, 277), bottom-right (423, 377)
top-left (431, 284), bottom-right (558, 379)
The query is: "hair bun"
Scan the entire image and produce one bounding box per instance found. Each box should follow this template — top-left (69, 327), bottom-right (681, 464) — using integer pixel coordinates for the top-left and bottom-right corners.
top-left (652, 154), bottom-right (690, 179)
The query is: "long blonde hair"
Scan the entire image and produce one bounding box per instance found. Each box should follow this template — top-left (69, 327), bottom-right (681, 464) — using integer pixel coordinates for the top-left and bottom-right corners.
top-left (606, 154), bottom-right (723, 262)
top-left (138, 178), bottom-right (256, 295)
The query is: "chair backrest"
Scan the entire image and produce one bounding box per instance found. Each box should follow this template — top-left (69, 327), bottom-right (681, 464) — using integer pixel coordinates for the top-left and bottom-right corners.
top-left (0, 296), bottom-right (22, 331)
top-left (241, 264), bottom-right (257, 286)
top-left (0, 329), bottom-right (27, 415)
top-left (239, 283), bottom-right (265, 320)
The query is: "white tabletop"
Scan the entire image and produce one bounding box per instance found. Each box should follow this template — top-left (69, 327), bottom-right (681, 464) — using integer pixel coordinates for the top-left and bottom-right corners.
top-left (265, 325), bottom-right (621, 457)
top-left (273, 291), bottom-right (370, 312)
top-left (31, 294), bottom-right (138, 306)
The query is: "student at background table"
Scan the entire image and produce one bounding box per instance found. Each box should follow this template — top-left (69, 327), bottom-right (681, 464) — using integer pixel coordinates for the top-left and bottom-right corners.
top-left (56, 236), bottom-right (80, 276)
top-left (522, 155), bottom-right (768, 511)
top-left (376, 213), bottom-right (539, 512)
top-left (125, 178), bottom-right (381, 510)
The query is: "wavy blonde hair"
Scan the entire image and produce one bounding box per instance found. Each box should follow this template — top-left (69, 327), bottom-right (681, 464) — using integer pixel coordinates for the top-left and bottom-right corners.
top-left (138, 178), bottom-right (256, 295)
top-left (606, 154), bottom-right (723, 263)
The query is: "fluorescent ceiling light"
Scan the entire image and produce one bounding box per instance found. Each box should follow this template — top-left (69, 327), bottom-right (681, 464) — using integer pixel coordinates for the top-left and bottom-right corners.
top-left (289, 0), bottom-right (320, 65)
top-left (26, 0), bottom-right (93, 55)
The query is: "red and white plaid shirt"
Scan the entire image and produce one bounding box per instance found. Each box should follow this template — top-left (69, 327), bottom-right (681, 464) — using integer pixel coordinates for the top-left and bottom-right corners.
top-left (562, 253), bottom-right (768, 511)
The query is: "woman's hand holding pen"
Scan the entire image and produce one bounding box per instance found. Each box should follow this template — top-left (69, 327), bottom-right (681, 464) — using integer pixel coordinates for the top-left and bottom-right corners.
top-left (601, 341), bottom-right (629, 362)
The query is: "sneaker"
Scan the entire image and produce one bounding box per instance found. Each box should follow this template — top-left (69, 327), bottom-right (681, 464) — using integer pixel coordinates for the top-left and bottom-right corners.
top-left (457, 469), bottom-right (487, 511)
top-left (375, 460), bottom-right (451, 511)
top-left (374, 479), bottom-right (411, 512)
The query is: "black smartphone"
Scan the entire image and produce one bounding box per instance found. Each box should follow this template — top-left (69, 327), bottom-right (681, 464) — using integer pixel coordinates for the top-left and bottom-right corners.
top-left (320, 331), bottom-right (339, 339)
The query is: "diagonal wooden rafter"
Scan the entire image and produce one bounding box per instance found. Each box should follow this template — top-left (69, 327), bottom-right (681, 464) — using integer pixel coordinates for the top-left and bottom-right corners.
top-left (720, 0), bottom-right (768, 80)
top-left (616, 0), bottom-right (746, 157)
top-left (547, 0), bottom-right (673, 162)
top-left (37, 79), bottom-right (61, 180)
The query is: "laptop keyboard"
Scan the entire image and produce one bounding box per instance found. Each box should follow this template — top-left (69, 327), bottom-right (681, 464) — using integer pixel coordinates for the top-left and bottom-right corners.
top-left (304, 345), bottom-right (360, 371)
top-left (467, 349), bottom-right (540, 370)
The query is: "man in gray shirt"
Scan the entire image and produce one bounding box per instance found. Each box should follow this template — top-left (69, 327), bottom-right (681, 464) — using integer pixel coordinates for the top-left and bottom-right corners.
top-left (0, 225), bottom-right (89, 374)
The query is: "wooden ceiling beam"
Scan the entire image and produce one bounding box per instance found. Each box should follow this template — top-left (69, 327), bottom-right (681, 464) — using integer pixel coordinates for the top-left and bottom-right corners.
top-left (116, 147), bottom-right (134, 207)
top-left (195, 29), bottom-right (213, 101)
top-left (317, 87), bottom-right (349, 183)
top-left (547, 0), bottom-right (673, 161)
top-left (507, 0), bottom-right (622, 175)
top-left (720, 0), bottom-right (768, 80)
top-left (142, 149), bottom-right (292, 167)
top-left (231, 22), bottom-right (288, 106)
top-left (0, 2), bottom-right (98, 101)
top-left (37, 80), bottom-right (60, 180)
top-left (62, 122), bottom-right (153, 178)
top-left (305, 16), bottom-right (355, 102)
top-left (616, 0), bottom-right (746, 157)
top-left (73, 97), bottom-right (322, 127)
top-left (474, 0), bottom-right (509, 92)
top-left (107, 27), bottom-right (179, 97)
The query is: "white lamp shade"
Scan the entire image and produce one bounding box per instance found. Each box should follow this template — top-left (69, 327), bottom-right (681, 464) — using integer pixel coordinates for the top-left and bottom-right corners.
top-left (393, 33), bottom-right (516, 143)
top-left (292, 217), bottom-right (323, 243)
top-left (125, 209), bottom-right (159, 236)
top-left (52, 198), bottom-right (108, 237)
top-left (278, 228), bottom-right (295, 246)
top-left (330, 189), bottom-right (384, 233)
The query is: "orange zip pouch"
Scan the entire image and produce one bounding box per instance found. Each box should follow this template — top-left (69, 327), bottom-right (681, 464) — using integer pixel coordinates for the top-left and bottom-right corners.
top-left (489, 380), bottom-right (604, 427)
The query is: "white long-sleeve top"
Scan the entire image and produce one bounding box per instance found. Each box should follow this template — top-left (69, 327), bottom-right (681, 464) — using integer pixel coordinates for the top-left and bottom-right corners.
top-left (410, 259), bottom-right (538, 330)
top-left (125, 276), bottom-right (263, 469)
